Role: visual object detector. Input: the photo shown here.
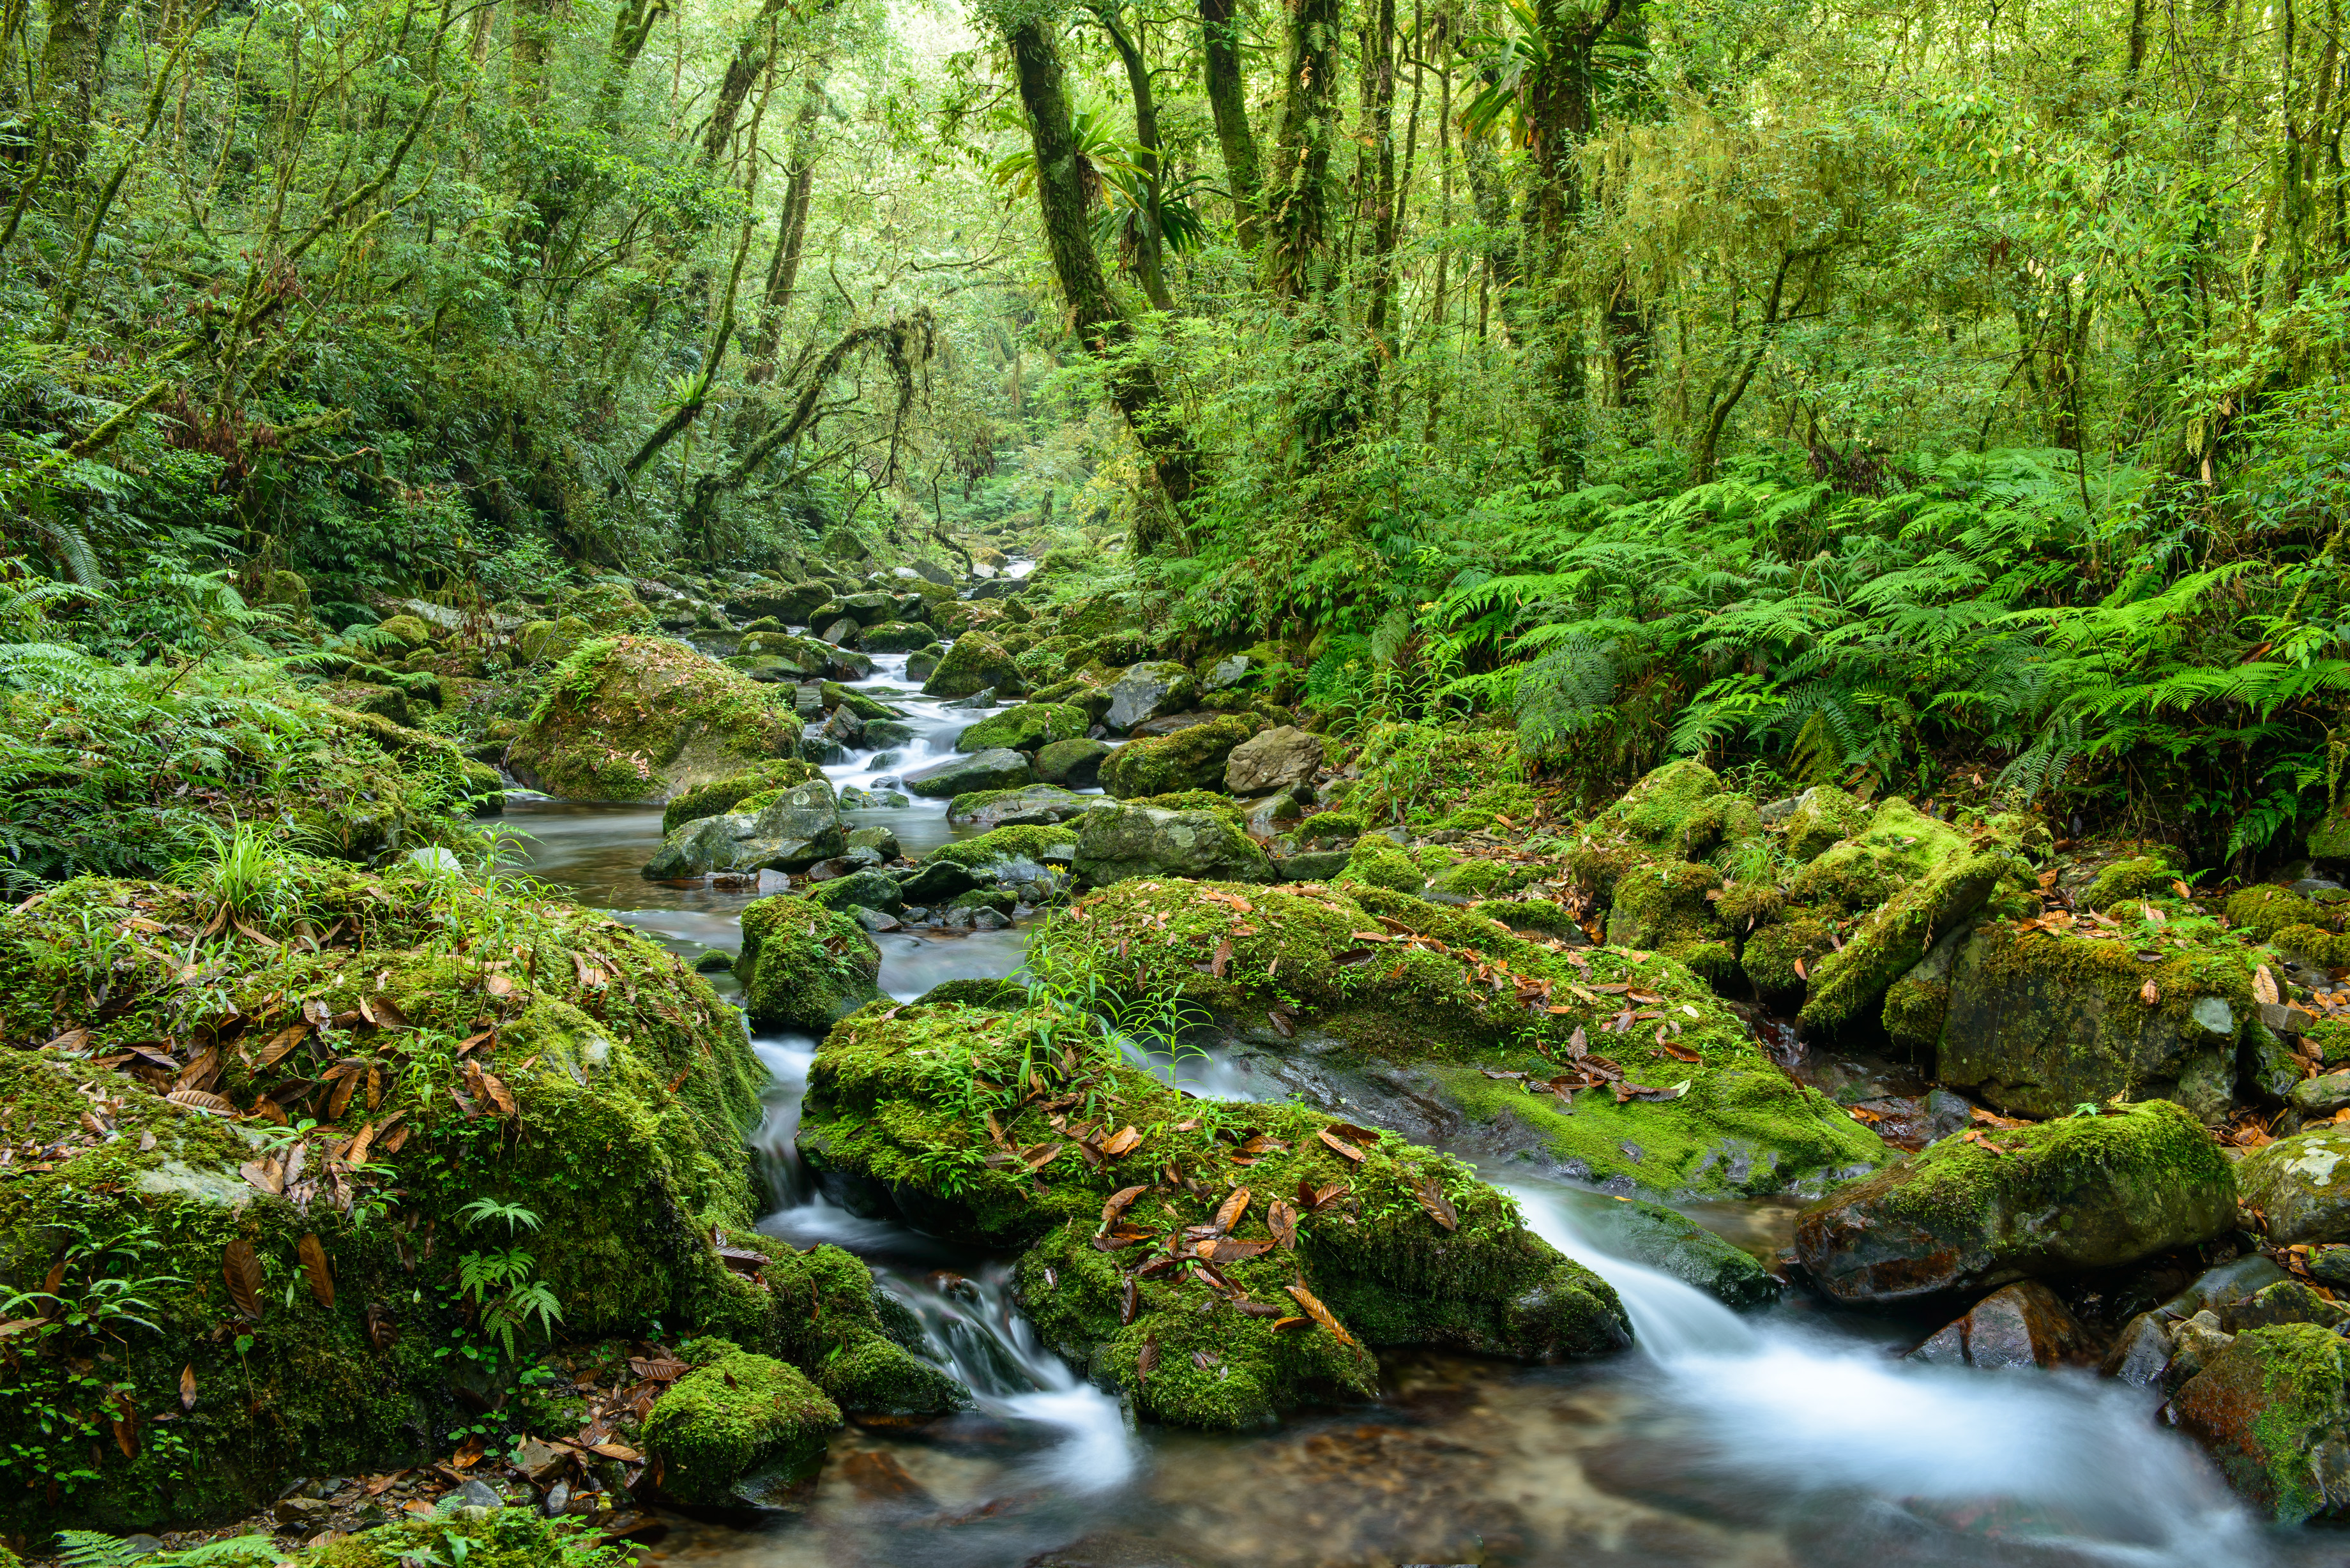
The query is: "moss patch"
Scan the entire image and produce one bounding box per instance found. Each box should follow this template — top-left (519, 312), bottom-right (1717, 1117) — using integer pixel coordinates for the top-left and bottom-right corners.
top-left (508, 637), bottom-right (801, 801)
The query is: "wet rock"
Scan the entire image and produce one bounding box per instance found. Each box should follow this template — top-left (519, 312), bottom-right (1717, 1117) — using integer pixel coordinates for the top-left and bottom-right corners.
top-left (898, 861), bottom-right (977, 904)
top-left (1907, 1281), bottom-right (2089, 1369)
top-left (944, 783), bottom-right (1089, 829)
top-left (643, 778), bottom-right (845, 877)
top-left (2171, 1322), bottom-right (2350, 1524)
top-left (839, 785), bottom-right (909, 809)
top-left (1573, 1196), bottom-right (1782, 1311)
top-left (906, 644), bottom-right (945, 681)
top-left (642, 1341), bottom-right (842, 1508)
top-left (737, 629), bottom-right (836, 675)
top-left (846, 825), bottom-right (899, 860)
top-left (923, 635), bottom-right (1022, 698)
top-left (1224, 725), bottom-right (1324, 796)
top-left (1101, 714), bottom-right (1268, 798)
top-left (1935, 924), bottom-right (2247, 1122)
top-left (2165, 1308), bottom-right (2236, 1390)
top-left (1102, 660), bottom-right (1199, 732)
top-left (824, 645), bottom-right (875, 682)
top-left (735, 898), bottom-right (883, 1031)
top-left (806, 870), bottom-right (905, 916)
top-left (2238, 1123), bottom-right (2350, 1242)
top-left (1798, 848), bottom-right (2011, 1032)
top-left (822, 707), bottom-right (865, 746)
top-left (1072, 804), bottom-right (1274, 887)
top-left (277, 1495), bottom-right (338, 1525)
top-left (693, 949), bottom-right (735, 974)
top-left (817, 615), bottom-right (861, 645)
top-left (1793, 1100), bottom-right (2237, 1304)
top-left (2102, 1311), bottom-right (2176, 1386)
top-left (902, 747), bottom-right (1034, 799)
top-left (2225, 1278), bottom-right (2347, 1333)
top-left (955, 702), bottom-right (1086, 755)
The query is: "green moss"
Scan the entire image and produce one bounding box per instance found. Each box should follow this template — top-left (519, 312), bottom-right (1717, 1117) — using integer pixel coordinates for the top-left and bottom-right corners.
top-left (920, 824), bottom-right (1079, 870)
top-left (660, 758), bottom-right (817, 833)
top-left (1780, 786), bottom-right (1868, 861)
top-left (1425, 857), bottom-right (1545, 901)
top-left (0, 870), bottom-right (952, 1531)
top-left (2172, 1323), bottom-right (2349, 1525)
top-left (641, 1342), bottom-right (842, 1505)
top-left (798, 1004), bottom-right (1628, 1428)
top-left (1336, 836), bottom-right (1425, 894)
top-left (1881, 974), bottom-right (1950, 1051)
top-left (1605, 861), bottom-right (1725, 965)
top-left (1124, 788), bottom-right (1247, 824)
top-left (2228, 884), bottom-right (2328, 940)
top-left (956, 702), bottom-right (1086, 753)
top-left (307, 1508), bottom-right (635, 1568)
top-left (2309, 1017), bottom-right (2350, 1068)
top-left (2273, 923), bottom-right (2350, 971)
top-left (375, 613), bottom-right (434, 650)
top-left (1054, 878), bottom-right (1886, 1197)
top-left (1785, 797), bottom-right (1971, 916)
top-left (735, 896), bottom-right (883, 1031)
top-left (557, 580), bottom-right (657, 634)
top-left (923, 635), bottom-right (1021, 697)
top-left (1799, 848), bottom-right (2011, 1030)
top-left (2084, 855), bottom-right (2178, 909)
top-left (1296, 810), bottom-right (1363, 839)
top-left (1100, 714), bottom-right (1268, 798)
top-left (509, 637), bottom-right (801, 802)
top-left (914, 977), bottom-right (1029, 1008)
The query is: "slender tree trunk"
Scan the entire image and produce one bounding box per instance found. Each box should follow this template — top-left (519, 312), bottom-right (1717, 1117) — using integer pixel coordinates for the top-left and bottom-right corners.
top-left (37, 0), bottom-right (132, 183)
top-left (1091, 2), bottom-right (1172, 311)
top-left (597, 0), bottom-right (667, 127)
top-left (1003, 12), bottom-right (1202, 544)
top-left (1266, 0), bottom-right (1341, 302)
top-left (747, 73), bottom-right (824, 386)
top-left (1516, 0), bottom-right (1623, 468)
top-left (1198, 0), bottom-right (1262, 249)
top-left (1364, 0), bottom-right (1400, 348)
top-left (702, 0), bottom-right (789, 167)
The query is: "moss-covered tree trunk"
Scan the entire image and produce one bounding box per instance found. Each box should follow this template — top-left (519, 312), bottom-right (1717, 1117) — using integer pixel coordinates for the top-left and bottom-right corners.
top-left (1198, 0), bottom-right (1262, 250)
top-left (1265, 0), bottom-right (1341, 303)
top-left (1002, 11), bottom-right (1201, 547)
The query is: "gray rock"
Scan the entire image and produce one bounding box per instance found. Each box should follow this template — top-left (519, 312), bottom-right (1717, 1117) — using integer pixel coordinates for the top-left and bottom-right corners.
top-left (944, 688), bottom-right (998, 710)
top-left (1202, 654), bottom-right (1252, 691)
top-left (819, 616), bottom-right (862, 645)
top-left (2239, 1124), bottom-right (2350, 1243)
top-left (725, 581), bottom-right (831, 623)
top-left (898, 861), bottom-right (978, 903)
top-left (2294, 1073), bottom-right (2350, 1117)
top-left (946, 783), bottom-right (1088, 829)
top-left (847, 825), bottom-right (900, 860)
top-left (825, 646), bottom-right (876, 682)
top-left (119, 1539), bottom-right (165, 1561)
top-left (2294, 878), bottom-right (2347, 896)
top-left (840, 786), bottom-right (910, 809)
top-left (1225, 726), bottom-right (1323, 795)
top-left (2101, 1311), bottom-right (2176, 1387)
top-left (800, 735), bottom-right (847, 765)
top-left (1102, 661), bottom-right (1200, 733)
top-left (1907, 1281), bottom-right (2089, 1370)
top-left (902, 748), bottom-right (1033, 799)
top-left (1073, 804), bottom-right (1275, 887)
top-left (643, 780), bottom-right (844, 877)
top-left (853, 908), bottom-right (902, 932)
top-left (862, 720), bottom-right (917, 749)
top-left (437, 1479), bottom-right (504, 1513)
top-left (822, 707), bottom-right (865, 746)
top-left (1272, 850), bottom-right (1351, 881)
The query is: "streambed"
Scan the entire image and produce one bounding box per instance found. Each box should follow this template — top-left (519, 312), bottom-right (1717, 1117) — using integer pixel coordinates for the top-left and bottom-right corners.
top-left (508, 669), bottom-right (2339, 1568)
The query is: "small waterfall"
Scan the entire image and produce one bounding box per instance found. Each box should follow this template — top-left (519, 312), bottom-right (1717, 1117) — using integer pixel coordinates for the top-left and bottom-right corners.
top-left (880, 1265), bottom-right (1135, 1494)
top-left (1505, 1182), bottom-right (1758, 1360)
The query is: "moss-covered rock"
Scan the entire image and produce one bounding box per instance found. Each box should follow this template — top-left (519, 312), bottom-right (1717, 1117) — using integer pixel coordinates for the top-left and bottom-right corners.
top-left (641, 1341), bottom-right (842, 1505)
top-left (1098, 714), bottom-right (1268, 799)
top-left (644, 778), bottom-right (845, 878)
top-left (944, 783), bottom-right (1090, 829)
top-left (515, 615), bottom-right (592, 667)
top-left (2084, 854), bottom-right (2179, 910)
top-left (1779, 785), bottom-right (1869, 862)
top-left (902, 746), bottom-right (1033, 799)
top-left (1566, 760), bottom-right (1758, 891)
top-left (736, 629), bottom-right (835, 677)
top-left (2228, 884), bottom-right (2330, 940)
top-left (375, 612), bottom-right (435, 651)
top-left (1604, 860), bottom-right (1734, 984)
top-left (860, 620), bottom-right (934, 654)
top-left (508, 637), bottom-right (801, 801)
top-left (923, 635), bottom-right (1021, 698)
top-left (1056, 880), bottom-right (1886, 1198)
top-left (660, 758), bottom-right (818, 833)
top-left (1793, 1100), bottom-right (2237, 1304)
top-left (1072, 804), bottom-right (1273, 886)
top-left (955, 702), bottom-right (1086, 754)
top-left (1570, 1195), bottom-right (1781, 1310)
top-left (1035, 736), bottom-right (1111, 789)
top-left (307, 1507), bottom-right (634, 1568)
top-left (2171, 1323), bottom-right (2350, 1524)
top-left (1935, 923), bottom-right (2257, 1122)
top-left (798, 1001), bottom-right (1628, 1428)
top-left (734, 896), bottom-right (883, 1032)
top-left (1798, 847), bottom-right (2012, 1030)
top-left (558, 580), bottom-right (657, 633)
top-left (1335, 835), bottom-right (1427, 895)
top-left (0, 870), bottom-right (940, 1532)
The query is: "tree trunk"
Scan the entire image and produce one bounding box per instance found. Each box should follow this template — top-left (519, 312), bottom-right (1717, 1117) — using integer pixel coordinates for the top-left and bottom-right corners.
top-left (1198, 0), bottom-right (1262, 249)
top-left (703, 0), bottom-right (790, 168)
top-left (1003, 12), bottom-right (1201, 543)
top-left (1266, 0), bottom-right (1342, 302)
top-left (1090, 2), bottom-right (1172, 311)
top-left (1516, 0), bottom-right (1624, 467)
top-left (37, 0), bottom-right (131, 181)
top-left (1363, 0), bottom-right (1400, 347)
top-left (747, 75), bottom-right (824, 386)
top-left (597, 0), bottom-right (669, 127)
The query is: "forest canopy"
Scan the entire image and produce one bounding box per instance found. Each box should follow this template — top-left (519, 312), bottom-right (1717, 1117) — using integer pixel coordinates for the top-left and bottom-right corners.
top-left (3, 0), bottom-right (2349, 869)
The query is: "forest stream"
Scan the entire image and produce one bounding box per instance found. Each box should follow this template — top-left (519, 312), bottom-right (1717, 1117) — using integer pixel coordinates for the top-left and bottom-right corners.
top-left (502, 661), bottom-right (2337, 1568)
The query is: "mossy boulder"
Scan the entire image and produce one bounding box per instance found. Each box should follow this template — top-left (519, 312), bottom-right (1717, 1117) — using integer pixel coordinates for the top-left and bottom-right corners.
top-left (1100, 661), bottom-right (1199, 732)
top-left (1566, 761), bottom-right (1760, 891)
top-left (798, 1001), bottom-right (1629, 1428)
top-left (902, 746), bottom-right (1033, 799)
top-left (558, 580), bottom-right (658, 633)
top-left (0, 871), bottom-right (942, 1532)
top-left (807, 868), bottom-right (905, 915)
top-left (644, 778), bottom-right (845, 878)
top-left (375, 612), bottom-right (435, 651)
top-left (1072, 804), bottom-right (1273, 886)
top-left (2238, 1123), bottom-right (2350, 1244)
top-left (1034, 736), bottom-right (1110, 788)
top-left (2227, 884), bottom-right (2329, 940)
top-left (306, 1509), bottom-right (634, 1568)
top-left (641, 1341), bottom-right (843, 1506)
top-left (1335, 835), bottom-right (1428, 895)
top-left (660, 758), bottom-right (818, 834)
top-left (736, 630), bottom-right (834, 677)
top-left (1604, 860), bottom-right (1734, 984)
top-left (1058, 880), bottom-right (1888, 1198)
top-left (902, 824), bottom-right (1078, 903)
top-left (1569, 1195), bottom-right (1781, 1311)
top-left (508, 637), bottom-right (801, 801)
top-left (1793, 1100), bottom-right (2237, 1304)
top-left (725, 580), bottom-right (833, 624)
top-left (515, 617), bottom-right (591, 666)
top-left (955, 702), bottom-right (1086, 754)
top-left (1784, 797), bottom-right (1973, 916)
top-left (1100, 714), bottom-right (1268, 799)
top-left (860, 620), bottom-right (934, 654)
top-left (2084, 854), bottom-right (2179, 909)
top-left (923, 635), bottom-right (1021, 698)
top-left (943, 783), bottom-right (1089, 829)
top-left (1797, 847), bottom-right (2012, 1030)
top-left (1779, 785), bottom-right (1869, 861)
top-left (2171, 1323), bottom-right (2350, 1524)
top-left (1935, 923), bottom-right (2258, 1122)
top-left (734, 896), bottom-right (883, 1032)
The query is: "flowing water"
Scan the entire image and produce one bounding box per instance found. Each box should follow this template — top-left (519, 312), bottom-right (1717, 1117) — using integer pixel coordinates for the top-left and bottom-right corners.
top-left (506, 647), bottom-right (2350, 1568)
